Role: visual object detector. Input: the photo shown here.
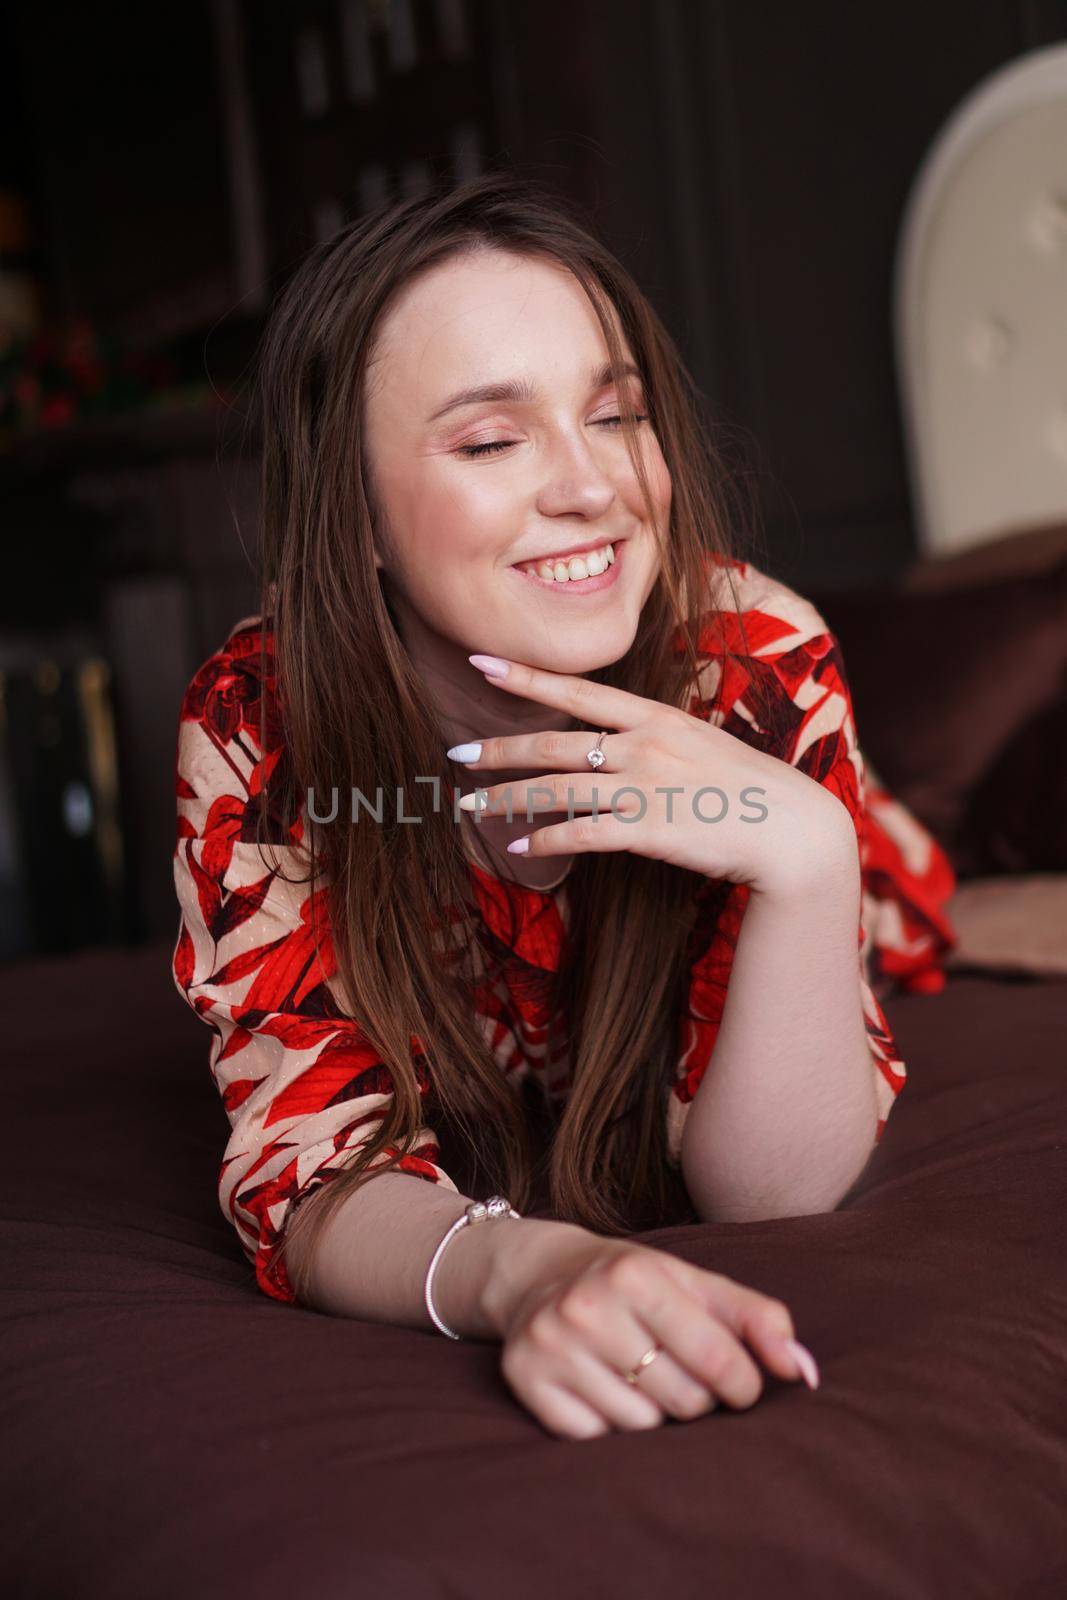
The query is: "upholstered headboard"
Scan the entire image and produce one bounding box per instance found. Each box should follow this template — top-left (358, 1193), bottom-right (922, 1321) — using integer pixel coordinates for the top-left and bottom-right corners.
top-left (894, 43), bottom-right (1067, 558)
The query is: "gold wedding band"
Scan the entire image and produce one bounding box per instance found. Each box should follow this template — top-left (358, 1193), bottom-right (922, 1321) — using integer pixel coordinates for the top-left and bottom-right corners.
top-left (623, 1341), bottom-right (663, 1384)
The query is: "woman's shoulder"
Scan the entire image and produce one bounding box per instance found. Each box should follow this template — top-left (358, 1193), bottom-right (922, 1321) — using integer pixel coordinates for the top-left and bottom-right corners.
top-left (679, 551), bottom-right (842, 731)
top-left (178, 612), bottom-right (279, 755)
top-left (176, 612), bottom-right (299, 849)
top-left (693, 550), bottom-right (836, 662)
top-left (182, 611), bottom-right (274, 685)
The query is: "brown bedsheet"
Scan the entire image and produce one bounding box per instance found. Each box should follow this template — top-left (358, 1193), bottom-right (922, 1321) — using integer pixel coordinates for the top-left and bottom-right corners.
top-left (3, 943), bottom-right (1066, 1600)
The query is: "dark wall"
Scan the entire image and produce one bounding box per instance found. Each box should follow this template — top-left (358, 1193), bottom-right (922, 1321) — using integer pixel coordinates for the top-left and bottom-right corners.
top-left (493, 0), bottom-right (1067, 588)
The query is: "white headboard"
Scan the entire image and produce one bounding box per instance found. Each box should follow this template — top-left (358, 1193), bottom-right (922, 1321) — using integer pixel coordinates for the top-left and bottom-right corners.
top-left (894, 43), bottom-right (1067, 558)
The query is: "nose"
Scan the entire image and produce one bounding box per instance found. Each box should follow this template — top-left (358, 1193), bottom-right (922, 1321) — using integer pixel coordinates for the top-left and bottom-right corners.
top-left (534, 426), bottom-right (618, 521)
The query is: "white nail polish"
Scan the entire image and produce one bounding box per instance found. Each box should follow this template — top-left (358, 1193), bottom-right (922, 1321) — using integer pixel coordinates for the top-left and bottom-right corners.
top-left (447, 743), bottom-right (482, 763)
top-left (785, 1338), bottom-right (820, 1391)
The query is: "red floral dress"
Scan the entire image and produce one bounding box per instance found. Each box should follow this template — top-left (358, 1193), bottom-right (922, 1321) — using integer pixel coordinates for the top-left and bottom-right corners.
top-left (172, 556), bottom-right (957, 1304)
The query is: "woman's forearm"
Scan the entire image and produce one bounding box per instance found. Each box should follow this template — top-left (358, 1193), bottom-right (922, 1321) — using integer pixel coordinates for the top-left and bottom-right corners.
top-left (680, 817), bottom-right (880, 1222)
top-left (286, 1170), bottom-right (597, 1337)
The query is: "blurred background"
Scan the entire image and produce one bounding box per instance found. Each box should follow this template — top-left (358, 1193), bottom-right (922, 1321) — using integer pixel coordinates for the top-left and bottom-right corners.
top-left (2, 0), bottom-right (1066, 965)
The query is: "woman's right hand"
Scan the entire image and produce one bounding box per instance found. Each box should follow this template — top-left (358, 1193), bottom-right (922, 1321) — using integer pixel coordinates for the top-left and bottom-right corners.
top-left (494, 1231), bottom-right (819, 1440)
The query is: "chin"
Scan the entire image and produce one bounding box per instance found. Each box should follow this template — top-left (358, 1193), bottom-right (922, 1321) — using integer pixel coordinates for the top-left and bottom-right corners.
top-left (528, 629), bottom-right (637, 678)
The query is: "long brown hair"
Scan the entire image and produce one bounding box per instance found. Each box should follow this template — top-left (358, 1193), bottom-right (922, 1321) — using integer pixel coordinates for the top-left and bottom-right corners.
top-left (245, 170), bottom-right (773, 1303)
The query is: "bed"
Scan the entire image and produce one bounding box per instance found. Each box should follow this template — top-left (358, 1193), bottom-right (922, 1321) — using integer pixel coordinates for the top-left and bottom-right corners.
top-left (3, 941), bottom-right (1066, 1598)
top-left (6, 45), bottom-right (1067, 1600)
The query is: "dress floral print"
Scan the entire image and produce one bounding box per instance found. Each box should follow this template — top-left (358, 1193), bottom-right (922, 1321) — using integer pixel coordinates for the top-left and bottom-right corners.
top-left (171, 556), bottom-right (958, 1304)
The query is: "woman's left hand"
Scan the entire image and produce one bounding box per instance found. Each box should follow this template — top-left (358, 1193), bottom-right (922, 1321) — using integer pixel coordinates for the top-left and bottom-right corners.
top-left (453, 655), bottom-right (855, 898)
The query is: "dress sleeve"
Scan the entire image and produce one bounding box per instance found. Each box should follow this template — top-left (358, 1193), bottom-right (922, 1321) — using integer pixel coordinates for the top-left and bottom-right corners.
top-left (171, 634), bottom-right (457, 1306)
top-left (671, 626), bottom-right (932, 1162)
top-left (858, 758), bottom-right (958, 998)
top-left (773, 629), bottom-right (912, 1138)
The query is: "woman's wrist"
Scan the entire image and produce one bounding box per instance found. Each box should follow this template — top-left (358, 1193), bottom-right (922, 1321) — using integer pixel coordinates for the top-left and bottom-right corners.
top-left (477, 1217), bottom-right (603, 1340)
top-left (751, 795), bottom-right (859, 906)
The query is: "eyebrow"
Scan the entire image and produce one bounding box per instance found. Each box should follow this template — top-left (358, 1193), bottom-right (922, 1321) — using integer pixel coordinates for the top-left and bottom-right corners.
top-left (425, 360), bottom-right (643, 424)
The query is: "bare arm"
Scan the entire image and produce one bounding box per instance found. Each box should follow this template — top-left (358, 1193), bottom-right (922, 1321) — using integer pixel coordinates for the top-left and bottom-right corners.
top-left (286, 1172), bottom-right (599, 1338)
top-left (681, 807), bottom-right (881, 1222)
top-left (284, 1169), bottom-right (820, 1437)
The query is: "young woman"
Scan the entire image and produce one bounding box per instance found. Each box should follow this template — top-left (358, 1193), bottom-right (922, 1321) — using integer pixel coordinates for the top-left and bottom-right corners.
top-left (172, 172), bottom-right (955, 1442)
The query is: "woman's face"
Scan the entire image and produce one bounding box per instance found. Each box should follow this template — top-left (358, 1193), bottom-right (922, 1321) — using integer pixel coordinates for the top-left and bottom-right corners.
top-left (362, 247), bottom-right (671, 678)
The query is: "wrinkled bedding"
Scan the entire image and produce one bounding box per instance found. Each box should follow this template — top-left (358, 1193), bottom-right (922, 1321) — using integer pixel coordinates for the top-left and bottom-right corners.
top-left (3, 942), bottom-right (1066, 1600)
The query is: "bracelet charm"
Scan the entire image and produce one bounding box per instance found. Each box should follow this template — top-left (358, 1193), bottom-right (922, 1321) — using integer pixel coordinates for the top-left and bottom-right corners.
top-left (424, 1194), bottom-right (521, 1340)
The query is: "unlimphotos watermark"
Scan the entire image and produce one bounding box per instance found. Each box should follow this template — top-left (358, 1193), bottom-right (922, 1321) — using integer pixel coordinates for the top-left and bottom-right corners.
top-left (305, 779), bottom-right (770, 826)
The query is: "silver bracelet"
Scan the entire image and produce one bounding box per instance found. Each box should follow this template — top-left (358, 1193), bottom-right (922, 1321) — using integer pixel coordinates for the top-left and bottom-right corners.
top-left (424, 1195), bottom-right (521, 1339)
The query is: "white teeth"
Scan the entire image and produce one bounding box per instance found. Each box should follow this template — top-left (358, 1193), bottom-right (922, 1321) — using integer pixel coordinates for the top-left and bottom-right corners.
top-left (521, 542), bottom-right (615, 582)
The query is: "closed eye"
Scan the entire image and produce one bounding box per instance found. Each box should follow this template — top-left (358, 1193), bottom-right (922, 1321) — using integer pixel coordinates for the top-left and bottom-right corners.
top-left (457, 414), bottom-right (649, 459)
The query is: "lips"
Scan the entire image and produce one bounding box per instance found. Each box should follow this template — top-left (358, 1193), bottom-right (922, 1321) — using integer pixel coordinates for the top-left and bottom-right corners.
top-left (510, 536), bottom-right (624, 593)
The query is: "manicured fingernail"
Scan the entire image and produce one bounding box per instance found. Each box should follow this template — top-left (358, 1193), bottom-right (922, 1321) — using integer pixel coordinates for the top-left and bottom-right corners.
top-left (785, 1339), bottom-right (820, 1390)
top-left (458, 792), bottom-right (486, 812)
top-left (447, 743), bottom-right (482, 762)
top-left (506, 836), bottom-right (530, 854)
top-left (469, 654), bottom-right (510, 679)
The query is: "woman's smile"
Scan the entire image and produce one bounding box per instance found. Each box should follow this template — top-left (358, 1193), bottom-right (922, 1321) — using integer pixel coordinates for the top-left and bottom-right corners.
top-left (509, 535), bottom-right (626, 595)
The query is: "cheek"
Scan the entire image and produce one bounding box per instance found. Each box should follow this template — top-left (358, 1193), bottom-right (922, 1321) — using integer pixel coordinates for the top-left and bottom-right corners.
top-left (385, 476), bottom-right (510, 625)
top-left (386, 462), bottom-right (497, 572)
top-left (647, 437), bottom-right (673, 505)
top-left (628, 442), bottom-right (672, 524)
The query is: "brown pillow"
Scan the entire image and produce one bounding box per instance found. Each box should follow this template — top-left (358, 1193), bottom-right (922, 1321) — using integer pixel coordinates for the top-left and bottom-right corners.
top-left (901, 519), bottom-right (1067, 594)
top-left (810, 555), bottom-right (1067, 864)
top-left (943, 874), bottom-right (1067, 977)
